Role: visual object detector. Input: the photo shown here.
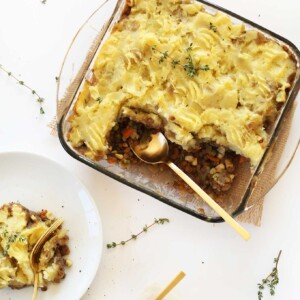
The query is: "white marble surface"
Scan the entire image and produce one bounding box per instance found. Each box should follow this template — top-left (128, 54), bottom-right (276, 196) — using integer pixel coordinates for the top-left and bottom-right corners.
top-left (0, 0), bottom-right (299, 299)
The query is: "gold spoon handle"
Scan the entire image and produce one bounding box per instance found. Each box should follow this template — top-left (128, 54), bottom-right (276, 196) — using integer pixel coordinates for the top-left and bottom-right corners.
top-left (155, 271), bottom-right (186, 300)
top-left (32, 273), bottom-right (38, 300)
top-left (167, 162), bottom-right (250, 241)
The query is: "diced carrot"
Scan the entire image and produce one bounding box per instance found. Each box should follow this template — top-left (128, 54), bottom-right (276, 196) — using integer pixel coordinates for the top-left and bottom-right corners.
top-left (122, 128), bottom-right (135, 139)
top-left (40, 210), bottom-right (47, 216)
top-left (239, 156), bottom-right (247, 164)
top-left (107, 157), bottom-right (117, 164)
top-left (207, 156), bottom-right (220, 163)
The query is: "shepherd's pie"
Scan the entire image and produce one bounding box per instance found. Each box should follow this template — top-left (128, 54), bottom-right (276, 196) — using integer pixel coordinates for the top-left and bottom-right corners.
top-left (68, 0), bottom-right (296, 167)
top-left (0, 203), bottom-right (71, 290)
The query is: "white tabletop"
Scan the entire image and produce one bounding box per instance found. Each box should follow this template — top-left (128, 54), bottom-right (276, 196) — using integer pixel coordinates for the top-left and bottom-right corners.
top-left (0, 0), bottom-right (299, 299)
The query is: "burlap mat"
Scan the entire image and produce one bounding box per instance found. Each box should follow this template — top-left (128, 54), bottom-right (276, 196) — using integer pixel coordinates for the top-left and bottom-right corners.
top-left (236, 104), bottom-right (298, 226)
top-left (49, 2), bottom-right (299, 226)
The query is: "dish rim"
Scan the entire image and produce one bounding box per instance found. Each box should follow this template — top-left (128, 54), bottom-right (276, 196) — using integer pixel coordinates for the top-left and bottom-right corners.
top-left (57, 0), bottom-right (300, 223)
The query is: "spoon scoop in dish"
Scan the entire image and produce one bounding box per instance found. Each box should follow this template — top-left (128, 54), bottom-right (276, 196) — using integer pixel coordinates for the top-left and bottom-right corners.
top-left (130, 132), bottom-right (250, 241)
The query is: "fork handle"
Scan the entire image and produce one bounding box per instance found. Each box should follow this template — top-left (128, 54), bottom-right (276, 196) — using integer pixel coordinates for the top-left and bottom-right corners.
top-left (167, 162), bottom-right (250, 241)
top-left (32, 273), bottom-right (39, 300)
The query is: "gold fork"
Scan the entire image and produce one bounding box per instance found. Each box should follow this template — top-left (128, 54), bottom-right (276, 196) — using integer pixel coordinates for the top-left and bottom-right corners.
top-left (29, 218), bottom-right (64, 300)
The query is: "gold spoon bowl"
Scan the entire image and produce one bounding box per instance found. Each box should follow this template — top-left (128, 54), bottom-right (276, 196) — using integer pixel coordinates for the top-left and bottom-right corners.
top-left (130, 132), bottom-right (250, 241)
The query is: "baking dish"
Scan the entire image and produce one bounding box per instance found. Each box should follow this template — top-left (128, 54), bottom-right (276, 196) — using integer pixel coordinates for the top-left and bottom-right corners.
top-left (56, 0), bottom-right (300, 222)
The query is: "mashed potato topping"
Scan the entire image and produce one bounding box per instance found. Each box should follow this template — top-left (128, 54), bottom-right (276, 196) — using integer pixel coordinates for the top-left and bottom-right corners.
top-left (68, 0), bottom-right (296, 166)
top-left (0, 203), bottom-right (71, 290)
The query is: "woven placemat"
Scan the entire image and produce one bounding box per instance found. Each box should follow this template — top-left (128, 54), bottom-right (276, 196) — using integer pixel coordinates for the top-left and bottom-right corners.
top-left (236, 104), bottom-right (297, 226)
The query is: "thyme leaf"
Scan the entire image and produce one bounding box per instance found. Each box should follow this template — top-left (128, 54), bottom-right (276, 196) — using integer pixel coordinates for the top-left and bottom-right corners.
top-left (186, 43), bottom-right (193, 52)
top-left (159, 51), bottom-right (168, 64)
top-left (199, 64), bottom-right (210, 71)
top-left (172, 59), bottom-right (180, 68)
top-left (151, 45), bottom-right (157, 51)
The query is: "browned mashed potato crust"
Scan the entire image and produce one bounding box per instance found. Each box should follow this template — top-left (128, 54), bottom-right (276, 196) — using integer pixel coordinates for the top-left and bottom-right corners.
top-left (67, 0), bottom-right (297, 203)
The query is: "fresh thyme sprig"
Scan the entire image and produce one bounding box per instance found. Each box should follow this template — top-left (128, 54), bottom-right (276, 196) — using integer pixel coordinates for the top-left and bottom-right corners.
top-left (151, 44), bottom-right (209, 77)
top-left (0, 64), bottom-right (45, 114)
top-left (171, 59), bottom-right (180, 68)
top-left (257, 250), bottom-right (282, 300)
top-left (107, 218), bottom-right (170, 249)
top-left (0, 229), bottom-right (27, 257)
top-left (184, 55), bottom-right (197, 77)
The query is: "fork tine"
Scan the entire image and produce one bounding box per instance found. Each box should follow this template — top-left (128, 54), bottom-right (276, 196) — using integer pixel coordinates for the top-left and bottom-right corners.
top-left (30, 218), bottom-right (64, 300)
top-left (31, 219), bottom-right (64, 259)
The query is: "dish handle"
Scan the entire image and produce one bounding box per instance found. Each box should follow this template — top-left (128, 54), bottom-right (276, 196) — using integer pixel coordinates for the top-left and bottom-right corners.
top-left (244, 137), bottom-right (300, 211)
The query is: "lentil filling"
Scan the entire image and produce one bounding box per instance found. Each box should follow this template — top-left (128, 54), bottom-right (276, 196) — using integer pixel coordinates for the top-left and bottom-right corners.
top-left (107, 118), bottom-right (244, 205)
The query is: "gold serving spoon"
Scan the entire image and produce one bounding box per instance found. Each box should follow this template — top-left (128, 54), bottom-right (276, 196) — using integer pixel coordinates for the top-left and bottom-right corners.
top-left (30, 218), bottom-right (64, 300)
top-left (130, 133), bottom-right (250, 241)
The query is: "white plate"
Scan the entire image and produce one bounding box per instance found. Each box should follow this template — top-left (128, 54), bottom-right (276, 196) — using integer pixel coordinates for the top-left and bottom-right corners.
top-left (0, 152), bottom-right (103, 300)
